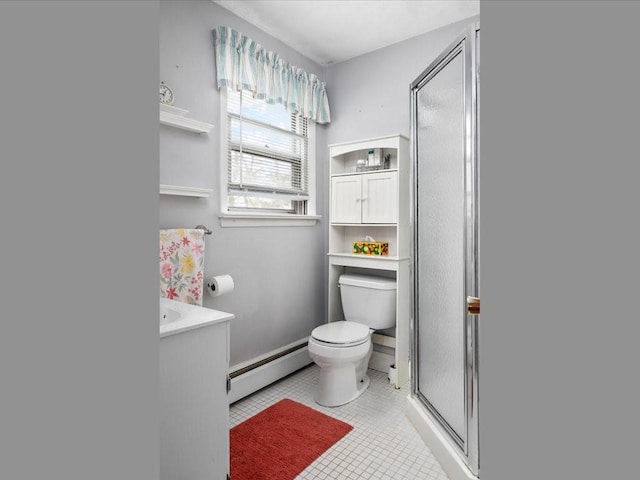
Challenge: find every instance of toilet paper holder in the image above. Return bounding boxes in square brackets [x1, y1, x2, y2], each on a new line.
[206, 274, 234, 297]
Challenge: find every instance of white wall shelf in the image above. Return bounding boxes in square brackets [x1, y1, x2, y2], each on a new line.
[327, 134, 410, 388]
[160, 184, 212, 198]
[159, 104, 214, 134]
[328, 252, 409, 271]
[160, 111, 214, 134]
[330, 168, 397, 178]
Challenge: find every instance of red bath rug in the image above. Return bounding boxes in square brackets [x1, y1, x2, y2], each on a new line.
[230, 398, 353, 480]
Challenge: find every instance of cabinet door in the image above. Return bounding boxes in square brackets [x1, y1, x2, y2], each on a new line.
[331, 175, 362, 223]
[160, 321, 230, 480]
[362, 171, 397, 223]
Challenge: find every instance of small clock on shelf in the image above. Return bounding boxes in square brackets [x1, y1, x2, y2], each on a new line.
[159, 82, 174, 105]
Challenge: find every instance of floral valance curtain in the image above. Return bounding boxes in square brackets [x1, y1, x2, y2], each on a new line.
[213, 26, 331, 124]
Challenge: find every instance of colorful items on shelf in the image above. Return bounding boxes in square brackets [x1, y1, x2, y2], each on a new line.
[353, 240, 389, 256]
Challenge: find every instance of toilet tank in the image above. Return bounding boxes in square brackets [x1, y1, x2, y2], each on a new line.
[338, 274, 396, 329]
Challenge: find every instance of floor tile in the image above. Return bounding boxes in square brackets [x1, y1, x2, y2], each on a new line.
[230, 364, 449, 479]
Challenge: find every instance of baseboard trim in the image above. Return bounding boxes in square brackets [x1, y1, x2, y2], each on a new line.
[228, 343, 312, 404]
[406, 395, 478, 480]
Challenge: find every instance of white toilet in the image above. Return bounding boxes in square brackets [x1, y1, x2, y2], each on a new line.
[308, 273, 396, 407]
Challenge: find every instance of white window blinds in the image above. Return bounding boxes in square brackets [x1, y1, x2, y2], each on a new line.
[227, 90, 309, 213]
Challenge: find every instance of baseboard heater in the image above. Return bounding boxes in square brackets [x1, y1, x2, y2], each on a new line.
[228, 338, 312, 404]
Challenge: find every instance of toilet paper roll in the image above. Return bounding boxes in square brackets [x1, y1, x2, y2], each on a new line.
[388, 364, 399, 388]
[206, 275, 234, 298]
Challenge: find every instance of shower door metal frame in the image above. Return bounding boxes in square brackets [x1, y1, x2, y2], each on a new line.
[410, 21, 480, 475]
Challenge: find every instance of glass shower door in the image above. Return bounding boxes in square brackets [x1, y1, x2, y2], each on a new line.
[411, 23, 479, 475]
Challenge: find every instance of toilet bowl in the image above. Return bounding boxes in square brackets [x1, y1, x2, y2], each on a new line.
[308, 274, 396, 407]
[308, 321, 373, 407]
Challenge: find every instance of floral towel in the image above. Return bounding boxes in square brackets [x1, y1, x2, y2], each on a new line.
[159, 228, 206, 305]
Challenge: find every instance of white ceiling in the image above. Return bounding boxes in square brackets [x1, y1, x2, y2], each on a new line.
[213, 0, 479, 65]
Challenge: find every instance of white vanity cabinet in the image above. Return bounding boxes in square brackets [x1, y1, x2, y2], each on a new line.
[327, 134, 410, 388]
[160, 301, 233, 480]
[331, 171, 398, 224]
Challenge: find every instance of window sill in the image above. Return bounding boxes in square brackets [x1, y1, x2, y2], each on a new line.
[218, 213, 322, 228]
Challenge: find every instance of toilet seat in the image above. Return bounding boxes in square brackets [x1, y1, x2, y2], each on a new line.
[311, 321, 371, 347]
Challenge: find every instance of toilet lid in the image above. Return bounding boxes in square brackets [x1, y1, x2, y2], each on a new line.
[311, 321, 370, 346]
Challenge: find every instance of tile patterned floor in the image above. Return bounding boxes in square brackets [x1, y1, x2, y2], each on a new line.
[230, 364, 449, 480]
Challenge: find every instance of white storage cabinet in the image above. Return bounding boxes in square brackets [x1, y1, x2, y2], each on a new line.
[331, 171, 398, 224]
[327, 134, 410, 388]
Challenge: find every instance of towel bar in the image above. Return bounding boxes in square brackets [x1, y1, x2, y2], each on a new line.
[195, 225, 212, 235]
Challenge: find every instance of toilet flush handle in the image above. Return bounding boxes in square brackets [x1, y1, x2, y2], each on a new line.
[467, 296, 480, 315]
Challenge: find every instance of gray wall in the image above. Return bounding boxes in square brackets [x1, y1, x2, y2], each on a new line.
[159, 0, 478, 368]
[159, 0, 328, 367]
[325, 15, 479, 146]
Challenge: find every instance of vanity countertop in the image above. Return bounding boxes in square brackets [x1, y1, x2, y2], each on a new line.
[160, 298, 234, 338]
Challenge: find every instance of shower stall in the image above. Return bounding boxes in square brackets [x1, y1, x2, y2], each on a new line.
[408, 22, 480, 479]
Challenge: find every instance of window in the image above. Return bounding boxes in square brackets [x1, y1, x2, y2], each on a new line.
[220, 89, 318, 225]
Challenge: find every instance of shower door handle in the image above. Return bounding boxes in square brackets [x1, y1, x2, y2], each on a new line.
[467, 296, 480, 315]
